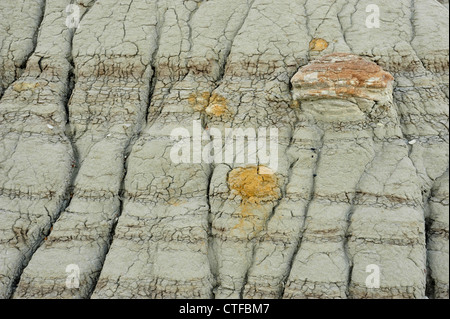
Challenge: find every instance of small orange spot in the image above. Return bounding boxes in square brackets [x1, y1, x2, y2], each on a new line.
[168, 198, 187, 206]
[205, 93, 229, 117]
[188, 92, 210, 112]
[13, 81, 40, 92]
[188, 92, 231, 118]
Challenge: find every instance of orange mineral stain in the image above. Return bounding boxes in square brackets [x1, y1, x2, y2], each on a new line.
[228, 166, 281, 236]
[188, 92, 210, 112]
[309, 38, 329, 52]
[205, 93, 229, 117]
[188, 92, 231, 118]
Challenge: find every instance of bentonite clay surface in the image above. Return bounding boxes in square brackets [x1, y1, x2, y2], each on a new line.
[0, 0, 448, 299]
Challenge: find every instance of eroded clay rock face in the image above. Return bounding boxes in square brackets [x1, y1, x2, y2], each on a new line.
[291, 53, 397, 125]
[291, 53, 394, 102]
[285, 53, 425, 299]
[0, 0, 448, 300]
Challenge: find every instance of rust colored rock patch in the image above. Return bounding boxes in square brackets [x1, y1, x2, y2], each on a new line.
[291, 53, 394, 101]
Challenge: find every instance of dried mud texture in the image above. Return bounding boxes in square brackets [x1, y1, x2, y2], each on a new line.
[0, 0, 448, 299]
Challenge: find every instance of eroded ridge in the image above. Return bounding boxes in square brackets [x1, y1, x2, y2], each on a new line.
[284, 53, 425, 299]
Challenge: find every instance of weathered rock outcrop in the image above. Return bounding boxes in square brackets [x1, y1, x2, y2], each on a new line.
[0, 0, 448, 299]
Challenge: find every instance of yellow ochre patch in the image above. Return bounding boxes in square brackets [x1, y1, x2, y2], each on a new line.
[205, 93, 228, 117]
[13, 82, 40, 92]
[228, 166, 281, 236]
[228, 166, 279, 204]
[188, 92, 231, 118]
[309, 38, 329, 52]
[188, 92, 210, 112]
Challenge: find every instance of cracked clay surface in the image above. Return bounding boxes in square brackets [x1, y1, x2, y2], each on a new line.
[0, 0, 448, 299]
